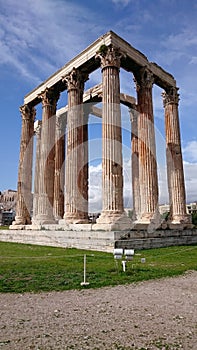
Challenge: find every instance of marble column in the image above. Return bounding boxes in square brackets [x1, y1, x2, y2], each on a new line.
[82, 111, 89, 213]
[53, 114, 66, 221]
[95, 45, 131, 229]
[134, 67, 160, 225]
[35, 87, 60, 224]
[162, 87, 191, 226]
[13, 104, 35, 225]
[32, 120, 42, 223]
[63, 68, 89, 223]
[129, 106, 140, 221]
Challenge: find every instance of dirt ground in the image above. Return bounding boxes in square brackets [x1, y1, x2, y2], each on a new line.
[0, 271, 197, 350]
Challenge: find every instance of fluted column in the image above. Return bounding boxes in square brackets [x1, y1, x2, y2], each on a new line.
[95, 45, 131, 228]
[13, 104, 35, 225]
[129, 106, 140, 221]
[82, 111, 89, 213]
[53, 114, 66, 221]
[63, 68, 89, 223]
[162, 87, 191, 226]
[35, 87, 60, 224]
[32, 120, 42, 223]
[134, 67, 160, 224]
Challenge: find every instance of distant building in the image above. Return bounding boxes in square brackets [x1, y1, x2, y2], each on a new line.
[159, 204, 170, 216]
[125, 203, 197, 218]
[159, 203, 197, 216]
[0, 189, 17, 211]
[0, 189, 17, 225]
[0, 210, 15, 226]
[186, 203, 197, 215]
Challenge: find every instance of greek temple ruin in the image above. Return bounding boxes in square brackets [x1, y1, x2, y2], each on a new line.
[11, 31, 192, 237]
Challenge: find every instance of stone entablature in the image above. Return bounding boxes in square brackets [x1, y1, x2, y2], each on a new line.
[24, 31, 175, 106]
[12, 31, 192, 231]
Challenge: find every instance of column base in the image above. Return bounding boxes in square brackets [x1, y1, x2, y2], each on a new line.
[9, 223, 26, 230]
[93, 211, 132, 231]
[11, 216, 26, 225]
[168, 214, 193, 229]
[132, 211, 162, 233]
[54, 216, 63, 223]
[11, 215, 31, 226]
[63, 213, 89, 224]
[33, 214, 56, 225]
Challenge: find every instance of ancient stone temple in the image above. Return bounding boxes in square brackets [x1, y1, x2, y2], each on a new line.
[11, 31, 192, 233]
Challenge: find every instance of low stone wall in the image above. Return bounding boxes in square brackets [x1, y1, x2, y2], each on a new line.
[0, 228, 197, 252]
[0, 229, 117, 252]
[115, 229, 197, 250]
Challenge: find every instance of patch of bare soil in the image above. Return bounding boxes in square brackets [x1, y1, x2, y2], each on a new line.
[0, 271, 197, 349]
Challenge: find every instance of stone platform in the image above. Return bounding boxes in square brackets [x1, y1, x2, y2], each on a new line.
[0, 227, 197, 252]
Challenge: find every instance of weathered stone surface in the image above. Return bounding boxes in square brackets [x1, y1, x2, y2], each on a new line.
[1, 228, 197, 252]
[13, 32, 191, 241]
[163, 87, 191, 227]
[53, 114, 66, 221]
[32, 120, 42, 223]
[63, 68, 89, 223]
[34, 88, 59, 224]
[12, 105, 35, 226]
[95, 45, 130, 229]
[134, 67, 160, 227]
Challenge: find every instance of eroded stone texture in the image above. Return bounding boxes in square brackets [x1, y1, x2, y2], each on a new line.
[130, 107, 140, 221]
[163, 87, 191, 227]
[63, 68, 89, 223]
[12, 32, 191, 233]
[13, 104, 35, 225]
[35, 88, 60, 224]
[95, 45, 131, 229]
[134, 68, 160, 227]
[53, 115, 66, 221]
[32, 120, 42, 223]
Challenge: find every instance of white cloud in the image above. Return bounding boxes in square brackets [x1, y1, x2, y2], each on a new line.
[0, 0, 104, 82]
[89, 163, 102, 212]
[154, 25, 197, 68]
[111, 0, 131, 6]
[183, 141, 197, 163]
[163, 29, 197, 51]
[189, 56, 197, 64]
[88, 158, 133, 212]
[184, 161, 197, 202]
[88, 158, 197, 211]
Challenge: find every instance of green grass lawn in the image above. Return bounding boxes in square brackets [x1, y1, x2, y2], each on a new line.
[0, 242, 197, 293]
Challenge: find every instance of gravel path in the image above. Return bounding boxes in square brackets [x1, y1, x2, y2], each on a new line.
[0, 271, 197, 350]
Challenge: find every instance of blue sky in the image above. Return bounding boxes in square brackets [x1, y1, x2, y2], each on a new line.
[0, 0, 197, 207]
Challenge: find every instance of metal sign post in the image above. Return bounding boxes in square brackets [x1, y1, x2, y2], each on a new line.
[81, 254, 89, 286]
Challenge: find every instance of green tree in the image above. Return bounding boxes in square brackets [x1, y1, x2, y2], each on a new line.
[192, 212, 197, 226]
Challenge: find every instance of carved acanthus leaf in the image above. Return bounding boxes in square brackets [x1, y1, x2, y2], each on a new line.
[134, 67, 154, 91]
[20, 104, 36, 121]
[96, 45, 122, 69]
[63, 68, 88, 92]
[162, 87, 179, 107]
[39, 87, 60, 108]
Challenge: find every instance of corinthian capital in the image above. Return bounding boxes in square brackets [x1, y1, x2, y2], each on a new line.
[134, 67, 154, 91]
[96, 44, 123, 69]
[162, 86, 179, 107]
[39, 87, 60, 108]
[20, 104, 36, 121]
[63, 68, 88, 93]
